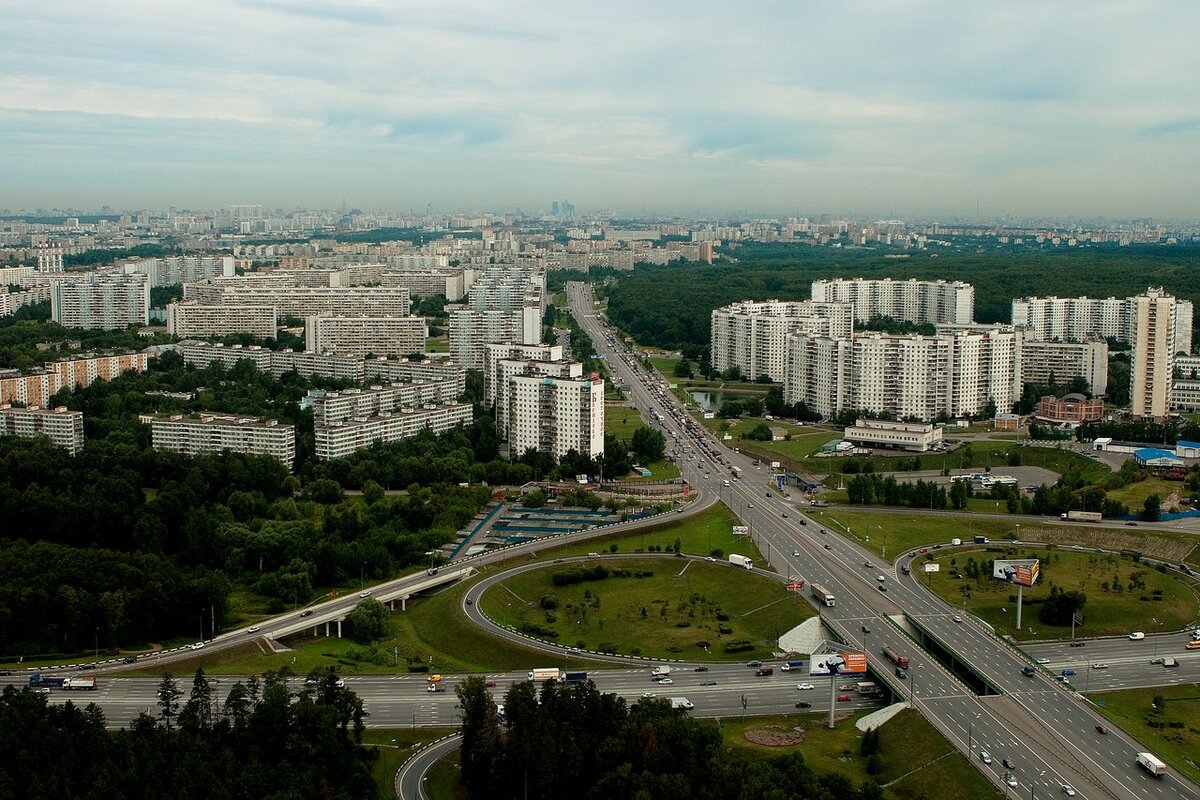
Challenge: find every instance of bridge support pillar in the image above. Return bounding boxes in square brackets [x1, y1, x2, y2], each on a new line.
[337, 618, 343, 638]
[324, 621, 330, 637]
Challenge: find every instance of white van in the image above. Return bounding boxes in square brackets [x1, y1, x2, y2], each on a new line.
[1128, 631, 1146, 640]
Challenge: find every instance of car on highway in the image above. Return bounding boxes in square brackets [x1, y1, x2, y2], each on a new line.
[122, 656, 137, 664]
[248, 626, 260, 633]
[1090, 663, 1108, 669]
[1150, 657, 1164, 664]
[300, 609, 313, 617]
[824, 544, 832, 550]
[466, 598, 473, 605]
[700, 680, 718, 686]
[1061, 669, 1075, 676]
[952, 615, 962, 623]
[485, 680, 496, 688]
[837, 694, 851, 702]
[795, 701, 812, 708]
[746, 660, 762, 667]
[1004, 774, 1018, 788]
[358, 591, 370, 598]
[1060, 784, 1076, 797]
[781, 512, 788, 518]
[1036, 658, 1050, 664]
[863, 561, 874, 568]
[1069, 641, 1085, 647]
[658, 678, 673, 685]
[792, 550, 801, 557]
[747, 503, 754, 509]
[796, 683, 815, 690]
[1094, 724, 1108, 734]
[979, 751, 992, 765]
[190, 641, 205, 650]
[694, 665, 709, 671]
[1128, 631, 1145, 640]
[641, 692, 656, 699]
[877, 584, 887, 592]
[1002, 757, 1015, 770]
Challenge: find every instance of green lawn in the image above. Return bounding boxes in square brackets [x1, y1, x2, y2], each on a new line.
[920, 546, 1199, 640]
[605, 405, 645, 440]
[545, 502, 761, 563]
[1105, 476, 1188, 511]
[425, 336, 449, 353]
[1088, 685, 1200, 784]
[423, 749, 467, 800]
[649, 355, 681, 376]
[624, 458, 681, 481]
[818, 508, 1200, 567]
[480, 556, 812, 660]
[363, 728, 456, 799]
[717, 708, 999, 799]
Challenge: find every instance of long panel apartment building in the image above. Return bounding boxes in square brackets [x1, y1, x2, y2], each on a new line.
[51, 272, 149, 330]
[0, 405, 85, 455]
[314, 404, 473, 460]
[303, 381, 461, 426]
[710, 300, 854, 382]
[121, 255, 235, 287]
[0, 351, 148, 406]
[304, 315, 427, 358]
[184, 280, 412, 319]
[1012, 287, 1192, 354]
[811, 278, 974, 325]
[784, 327, 1019, 422]
[167, 302, 279, 338]
[139, 412, 296, 466]
[1020, 339, 1108, 396]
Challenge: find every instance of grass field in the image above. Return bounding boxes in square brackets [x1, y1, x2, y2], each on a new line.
[363, 728, 455, 798]
[1105, 476, 1189, 511]
[479, 556, 812, 660]
[810, 442, 1111, 486]
[423, 749, 466, 800]
[1088, 685, 1200, 783]
[717, 708, 999, 799]
[920, 546, 1199, 640]
[605, 405, 646, 440]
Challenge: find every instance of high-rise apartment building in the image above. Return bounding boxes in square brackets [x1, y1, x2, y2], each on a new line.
[304, 315, 428, 358]
[1012, 289, 1192, 355]
[449, 308, 538, 370]
[167, 302, 279, 338]
[122, 255, 235, 287]
[313, 404, 473, 460]
[1020, 339, 1108, 396]
[710, 300, 854, 382]
[1130, 288, 1176, 420]
[508, 373, 604, 459]
[811, 278, 974, 325]
[51, 273, 149, 330]
[36, 242, 64, 274]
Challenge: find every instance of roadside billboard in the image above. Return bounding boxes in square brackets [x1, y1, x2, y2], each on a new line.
[923, 563, 940, 573]
[993, 558, 1040, 587]
[732, 525, 749, 536]
[810, 651, 868, 677]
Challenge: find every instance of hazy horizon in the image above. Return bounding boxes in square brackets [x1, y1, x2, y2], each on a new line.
[4, 1, 1199, 219]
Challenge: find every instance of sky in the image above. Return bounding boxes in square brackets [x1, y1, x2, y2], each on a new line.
[2, 1, 1199, 219]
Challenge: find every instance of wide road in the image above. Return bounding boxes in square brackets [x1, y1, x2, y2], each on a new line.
[567, 281, 1200, 800]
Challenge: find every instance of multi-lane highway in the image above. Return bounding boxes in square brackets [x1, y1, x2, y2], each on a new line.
[567, 281, 1200, 800]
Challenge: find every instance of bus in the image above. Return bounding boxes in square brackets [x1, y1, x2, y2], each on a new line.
[857, 682, 881, 696]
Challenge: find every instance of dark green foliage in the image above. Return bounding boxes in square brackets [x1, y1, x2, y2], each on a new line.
[0, 669, 375, 800]
[630, 425, 666, 463]
[344, 598, 390, 643]
[551, 565, 610, 586]
[1038, 586, 1087, 626]
[605, 245, 1200, 352]
[846, 474, 947, 509]
[456, 679, 888, 800]
[745, 422, 773, 441]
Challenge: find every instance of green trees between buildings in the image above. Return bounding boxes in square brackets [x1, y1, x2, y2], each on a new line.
[0, 669, 375, 799]
[629, 425, 666, 463]
[456, 676, 886, 800]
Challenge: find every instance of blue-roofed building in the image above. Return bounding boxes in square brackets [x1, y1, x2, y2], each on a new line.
[1175, 440, 1200, 459]
[1133, 447, 1183, 468]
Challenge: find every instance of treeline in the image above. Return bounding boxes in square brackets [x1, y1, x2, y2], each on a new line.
[0, 670, 378, 800]
[0, 314, 170, 372]
[456, 677, 889, 800]
[604, 245, 1200, 352]
[62, 242, 178, 268]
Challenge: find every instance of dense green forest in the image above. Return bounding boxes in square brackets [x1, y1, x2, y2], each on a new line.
[0, 670, 378, 799]
[0, 306, 176, 371]
[456, 676, 891, 800]
[604, 244, 1200, 352]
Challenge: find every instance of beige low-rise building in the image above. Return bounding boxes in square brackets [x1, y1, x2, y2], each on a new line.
[843, 418, 943, 452]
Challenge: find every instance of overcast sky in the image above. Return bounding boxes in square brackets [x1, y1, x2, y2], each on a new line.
[3, 1, 1199, 219]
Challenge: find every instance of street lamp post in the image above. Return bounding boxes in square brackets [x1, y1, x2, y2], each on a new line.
[967, 712, 981, 753]
[1031, 769, 1046, 800]
[861, 625, 871, 652]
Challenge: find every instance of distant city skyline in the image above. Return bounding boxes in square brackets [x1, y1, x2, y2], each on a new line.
[3, 2, 1200, 219]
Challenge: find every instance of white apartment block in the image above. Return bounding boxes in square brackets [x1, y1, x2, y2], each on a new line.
[0, 266, 35, 285]
[364, 358, 465, 395]
[1012, 288, 1192, 354]
[139, 412, 296, 466]
[493, 359, 583, 439]
[0, 405, 85, 455]
[466, 264, 545, 315]
[176, 341, 272, 372]
[167, 302, 279, 338]
[121, 255, 235, 287]
[1130, 288, 1176, 420]
[51, 272, 149, 330]
[508, 374, 604, 459]
[811, 278, 974, 325]
[184, 281, 411, 319]
[304, 381, 461, 425]
[0, 285, 48, 316]
[268, 350, 364, 381]
[380, 270, 466, 301]
[710, 300, 854, 382]
[784, 328, 1020, 422]
[482, 343, 564, 407]
[36, 242, 64, 273]
[305, 315, 427, 358]
[1020, 339, 1109, 396]
[314, 403, 473, 460]
[449, 308, 539, 370]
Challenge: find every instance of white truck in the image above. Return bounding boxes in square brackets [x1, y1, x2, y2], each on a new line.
[670, 697, 694, 710]
[528, 668, 563, 683]
[810, 582, 835, 607]
[1061, 510, 1102, 522]
[651, 666, 672, 677]
[1136, 752, 1167, 777]
[728, 553, 753, 570]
